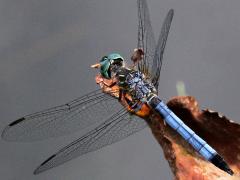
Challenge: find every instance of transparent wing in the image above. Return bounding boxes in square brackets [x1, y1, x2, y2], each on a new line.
[137, 0, 174, 90]
[34, 109, 147, 174]
[151, 9, 174, 89]
[2, 89, 123, 142]
[137, 0, 156, 77]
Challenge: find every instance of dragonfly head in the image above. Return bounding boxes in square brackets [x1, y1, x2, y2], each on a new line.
[91, 53, 125, 79]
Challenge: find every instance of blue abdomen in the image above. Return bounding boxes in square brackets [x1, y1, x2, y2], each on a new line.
[155, 101, 217, 160]
[146, 96, 233, 175]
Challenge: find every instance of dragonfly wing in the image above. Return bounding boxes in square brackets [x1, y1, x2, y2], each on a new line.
[151, 9, 174, 89]
[2, 89, 122, 142]
[137, 0, 156, 77]
[34, 109, 147, 174]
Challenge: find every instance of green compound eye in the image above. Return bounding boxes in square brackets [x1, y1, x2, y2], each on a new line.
[100, 56, 108, 62]
[100, 59, 111, 79]
[107, 53, 124, 61]
[99, 53, 125, 79]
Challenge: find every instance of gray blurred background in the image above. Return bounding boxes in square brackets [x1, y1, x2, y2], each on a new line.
[0, 0, 240, 179]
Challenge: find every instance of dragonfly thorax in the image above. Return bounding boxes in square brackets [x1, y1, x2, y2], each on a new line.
[115, 67, 157, 103]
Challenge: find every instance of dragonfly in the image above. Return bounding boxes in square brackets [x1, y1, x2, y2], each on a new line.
[1, 0, 233, 176]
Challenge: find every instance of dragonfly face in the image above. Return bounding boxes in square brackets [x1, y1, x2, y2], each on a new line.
[97, 53, 125, 79]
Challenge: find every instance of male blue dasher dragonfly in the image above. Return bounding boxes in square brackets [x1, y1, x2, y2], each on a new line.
[1, 0, 233, 176]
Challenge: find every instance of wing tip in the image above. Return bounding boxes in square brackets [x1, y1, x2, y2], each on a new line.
[1, 125, 11, 141]
[1, 117, 26, 141]
[9, 117, 25, 127]
[33, 168, 40, 175]
[168, 9, 174, 17]
[33, 154, 56, 175]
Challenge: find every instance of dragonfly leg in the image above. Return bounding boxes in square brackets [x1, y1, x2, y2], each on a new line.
[124, 96, 143, 112]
